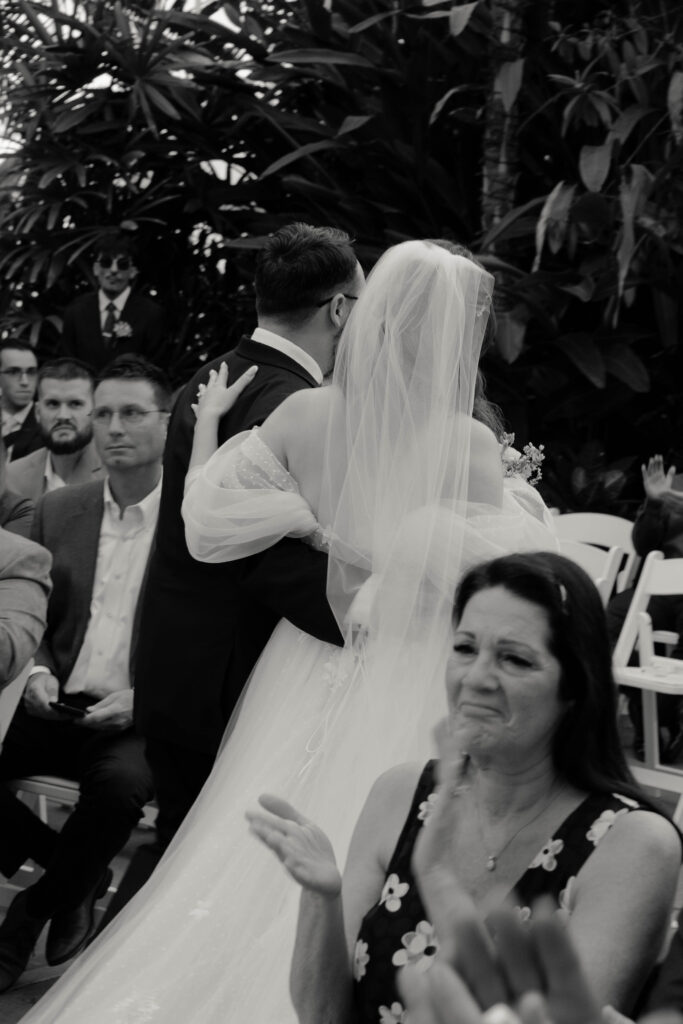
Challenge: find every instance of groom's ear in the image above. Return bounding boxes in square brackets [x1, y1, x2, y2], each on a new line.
[327, 292, 346, 329]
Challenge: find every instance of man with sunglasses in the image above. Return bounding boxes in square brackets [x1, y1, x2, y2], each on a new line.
[61, 236, 163, 372]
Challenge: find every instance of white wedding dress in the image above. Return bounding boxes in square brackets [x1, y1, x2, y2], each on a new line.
[21, 426, 557, 1024]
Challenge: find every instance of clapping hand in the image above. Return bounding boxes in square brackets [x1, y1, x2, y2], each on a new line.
[641, 456, 683, 504]
[246, 794, 342, 898]
[191, 362, 258, 420]
[398, 902, 603, 1024]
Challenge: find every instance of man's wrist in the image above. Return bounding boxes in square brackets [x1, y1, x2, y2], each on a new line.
[27, 665, 51, 679]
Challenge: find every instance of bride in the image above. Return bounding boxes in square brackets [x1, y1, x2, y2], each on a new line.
[22, 241, 556, 1023]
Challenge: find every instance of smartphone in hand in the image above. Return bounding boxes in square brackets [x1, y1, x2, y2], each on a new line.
[49, 701, 88, 719]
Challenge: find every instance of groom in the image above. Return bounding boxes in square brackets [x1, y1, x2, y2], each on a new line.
[133, 223, 365, 856]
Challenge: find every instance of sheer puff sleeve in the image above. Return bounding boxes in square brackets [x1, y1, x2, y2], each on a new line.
[182, 428, 320, 563]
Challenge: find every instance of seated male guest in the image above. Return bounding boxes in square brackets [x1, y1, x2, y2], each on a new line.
[6, 358, 102, 503]
[0, 526, 51, 687]
[61, 236, 163, 372]
[0, 355, 170, 991]
[0, 341, 41, 462]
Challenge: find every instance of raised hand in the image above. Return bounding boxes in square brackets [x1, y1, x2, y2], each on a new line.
[246, 794, 342, 898]
[641, 455, 679, 502]
[191, 361, 258, 420]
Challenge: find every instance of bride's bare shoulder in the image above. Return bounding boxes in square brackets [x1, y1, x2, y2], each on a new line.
[258, 386, 339, 464]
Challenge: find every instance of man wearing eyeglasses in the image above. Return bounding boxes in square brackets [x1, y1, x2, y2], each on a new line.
[61, 236, 163, 372]
[0, 355, 168, 991]
[0, 342, 42, 462]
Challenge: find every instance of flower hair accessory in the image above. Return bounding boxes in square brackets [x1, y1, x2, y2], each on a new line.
[500, 432, 545, 487]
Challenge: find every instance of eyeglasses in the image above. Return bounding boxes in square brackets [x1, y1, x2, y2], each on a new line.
[93, 406, 168, 426]
[314, 293, 359, 307]
[96, 256, 133, 271]
[0, 367, 38, 379]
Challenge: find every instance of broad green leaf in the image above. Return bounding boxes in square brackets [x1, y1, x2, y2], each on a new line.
[605, 343, 649, 392]
[532, 181, 575, 271]
[449, 2, 479, 37]
[578, 142, 612, 192]
[479, 197, 544, 250]
[53, 105, 94, 134]
[260, 141, 340, 179]
[667, 70, 683, 144]
[337, 115, 374, 137]
[556, 333, 606, 388]
[616, 164, 653, 300]
[266, 48, 375, 68]
[494, 59, 524, 113]
[495, 311, 527, 364]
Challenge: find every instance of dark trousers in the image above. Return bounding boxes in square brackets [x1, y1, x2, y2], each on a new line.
[606, 589, 683, 735]
[0, 703, 154, 919]
[144, 736, 215, 850]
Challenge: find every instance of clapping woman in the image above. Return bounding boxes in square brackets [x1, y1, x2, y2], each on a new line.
[249, 552, 680, 1023]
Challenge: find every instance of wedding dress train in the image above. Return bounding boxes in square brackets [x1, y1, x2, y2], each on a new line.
[22, 428, 557, 1024]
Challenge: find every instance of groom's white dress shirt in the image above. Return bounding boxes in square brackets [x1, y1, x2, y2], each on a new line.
[251, 327, 323, 386]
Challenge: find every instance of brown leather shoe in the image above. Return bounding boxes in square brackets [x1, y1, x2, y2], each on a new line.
[0, 889, 48, 992]
[45, 868, 113, 966]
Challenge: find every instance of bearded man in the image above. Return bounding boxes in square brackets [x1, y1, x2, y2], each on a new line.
[6, 359, 102, 502]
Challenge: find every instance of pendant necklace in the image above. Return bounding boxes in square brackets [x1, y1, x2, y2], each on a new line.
[475, 782, 566, 872]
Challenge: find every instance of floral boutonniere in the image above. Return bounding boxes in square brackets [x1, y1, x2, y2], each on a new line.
[113, 320, 133, 339]
[501, 432, 545, 486]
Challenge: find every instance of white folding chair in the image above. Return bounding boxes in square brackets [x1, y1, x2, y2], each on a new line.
[558, 539, 623, 608]
[612, 551, 683, 825]
[555, 512, 639, 593]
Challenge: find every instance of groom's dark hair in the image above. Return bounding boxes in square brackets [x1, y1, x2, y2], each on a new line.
[254, 223, 357, 324]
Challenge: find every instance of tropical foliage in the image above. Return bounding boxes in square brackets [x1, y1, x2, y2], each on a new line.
[0, 0, 681, 509]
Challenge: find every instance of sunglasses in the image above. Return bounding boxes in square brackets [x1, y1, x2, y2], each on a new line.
[96, 256, 133, 271]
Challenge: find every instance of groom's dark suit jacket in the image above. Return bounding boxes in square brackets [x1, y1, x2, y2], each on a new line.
[134, 336, 343, 757]
[61, 291, 163, 371]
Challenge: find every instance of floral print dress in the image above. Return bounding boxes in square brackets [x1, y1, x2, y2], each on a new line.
[352, 760, 641, 1024]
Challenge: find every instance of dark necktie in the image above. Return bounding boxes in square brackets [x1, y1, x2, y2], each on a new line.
[102, 302, 117, 342]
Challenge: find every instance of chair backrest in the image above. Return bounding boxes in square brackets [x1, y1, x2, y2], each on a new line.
[613, 551, 683, 667]
[557, 539, 623, 607]
[0, 659, 32, 747]
[555, 512, 639, 591]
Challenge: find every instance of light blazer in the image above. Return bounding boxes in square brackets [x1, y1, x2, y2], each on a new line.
[30, 481, 148, 687]
[61, 291, 164, 372]
[6, 441, 103, 504]
[0, 528, 51, 686]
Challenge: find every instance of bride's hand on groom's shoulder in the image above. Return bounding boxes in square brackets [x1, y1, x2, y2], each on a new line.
[191, 362, 258, 420]
[246, 794, 342, 898]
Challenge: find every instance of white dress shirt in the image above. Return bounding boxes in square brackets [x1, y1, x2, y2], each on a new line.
[43, 453, 67, 494]
[64, 476, 162, 698]
[251, 327, 323, 386]
[98, 287, 131, 331]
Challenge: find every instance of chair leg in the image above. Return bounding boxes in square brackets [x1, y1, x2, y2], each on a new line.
[642, 690, 661, 767]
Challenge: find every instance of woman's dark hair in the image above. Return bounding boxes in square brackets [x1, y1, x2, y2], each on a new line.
[453, 551, 660, 811]
[426, 239, 504, 440]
